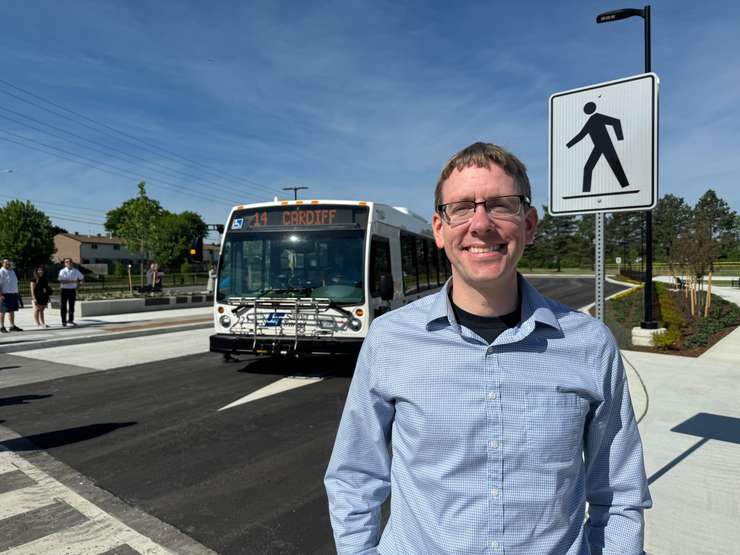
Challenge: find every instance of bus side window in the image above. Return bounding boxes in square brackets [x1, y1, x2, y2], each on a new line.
[401, 232, 418, 294]
[430, 242, 440, 287]
[370, 236, 391, 297]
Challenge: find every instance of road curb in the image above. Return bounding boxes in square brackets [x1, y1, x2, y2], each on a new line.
[0, 322, 212, 354]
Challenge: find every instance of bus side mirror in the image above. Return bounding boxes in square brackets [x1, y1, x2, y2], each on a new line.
[380, 273, 394, 301]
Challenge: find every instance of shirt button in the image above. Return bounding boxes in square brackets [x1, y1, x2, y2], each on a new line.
[491, 487, 499, 497]
[491, 540, 500, 550]
[487, 391, 497, 401]
[487, 346, 494, 354]
[489, 440, 498, 449]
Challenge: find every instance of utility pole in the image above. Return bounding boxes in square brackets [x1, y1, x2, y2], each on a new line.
[597, 5, 657, 329]
[282, 186, 308, 200]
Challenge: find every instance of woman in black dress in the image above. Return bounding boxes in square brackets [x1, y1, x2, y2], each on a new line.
[30, 265, 52, 328]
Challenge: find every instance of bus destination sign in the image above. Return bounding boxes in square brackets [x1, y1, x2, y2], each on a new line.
[230, 205, 367, 230]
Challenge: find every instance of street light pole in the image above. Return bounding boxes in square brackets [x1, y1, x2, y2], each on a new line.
[597, 5, 657, 329]
[282, 186, 308, 200]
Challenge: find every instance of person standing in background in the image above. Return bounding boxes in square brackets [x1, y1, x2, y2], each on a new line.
[30, 265, 52, 329]
[207, 264, 217, 294]
[57, 258, 84, 327]
[0, 258, 23, 332]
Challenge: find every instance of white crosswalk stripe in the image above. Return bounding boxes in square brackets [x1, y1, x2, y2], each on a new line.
[0, 484, 57, 521]
[0, 449, 172, 554]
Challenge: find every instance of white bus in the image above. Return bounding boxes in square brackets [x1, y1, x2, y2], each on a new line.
[209, 199, 451, 356]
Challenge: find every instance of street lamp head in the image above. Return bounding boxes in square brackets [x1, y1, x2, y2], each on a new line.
[596, 8, 645, 23]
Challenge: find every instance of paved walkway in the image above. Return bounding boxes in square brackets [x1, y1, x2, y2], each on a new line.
[619, 281, 740, 555]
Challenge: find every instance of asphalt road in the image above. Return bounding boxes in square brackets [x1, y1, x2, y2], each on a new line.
[0, 277, 629, 554]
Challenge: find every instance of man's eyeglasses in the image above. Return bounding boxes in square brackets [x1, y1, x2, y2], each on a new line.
[437, 195, 530, 226]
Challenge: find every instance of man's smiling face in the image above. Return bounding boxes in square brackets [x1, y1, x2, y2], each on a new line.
[432, 164, 537, 299]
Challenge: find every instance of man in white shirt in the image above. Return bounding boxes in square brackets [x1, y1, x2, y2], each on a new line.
[0, 258, 23, 332]
[57, 258, 84, 327]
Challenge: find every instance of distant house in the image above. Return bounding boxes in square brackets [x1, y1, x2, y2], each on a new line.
[54, 233, 146, 274]
[54, 233, 221, 274]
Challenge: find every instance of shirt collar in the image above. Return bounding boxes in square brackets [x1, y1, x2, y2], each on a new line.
[425, 273, 562, 336]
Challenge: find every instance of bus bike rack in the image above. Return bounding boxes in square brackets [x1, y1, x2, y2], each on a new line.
[235, 297, 337, 352]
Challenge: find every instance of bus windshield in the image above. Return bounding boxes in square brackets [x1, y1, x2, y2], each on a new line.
[217, 229, 365, 304]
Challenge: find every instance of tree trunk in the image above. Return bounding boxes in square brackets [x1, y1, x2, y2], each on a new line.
[704, 271, 712, 318]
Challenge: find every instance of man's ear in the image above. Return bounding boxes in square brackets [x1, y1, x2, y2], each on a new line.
[432, 212, 445, 249]
[524, 206, 538, 246]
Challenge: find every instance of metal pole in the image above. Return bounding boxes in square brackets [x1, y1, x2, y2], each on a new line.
[283, 186, 308, 200]
[595, 213, 605, 321]
[641, 5, 657, 329]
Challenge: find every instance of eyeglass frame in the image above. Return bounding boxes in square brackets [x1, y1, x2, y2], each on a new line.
[436, 194, 531, 225]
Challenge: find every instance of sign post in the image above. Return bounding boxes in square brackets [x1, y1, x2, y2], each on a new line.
[549, 72, 659, 321]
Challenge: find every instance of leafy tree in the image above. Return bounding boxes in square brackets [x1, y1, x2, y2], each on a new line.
[114, 182, 163, 284]
[653, 194, 692, 261]
[606, 211, 643, 271]
[528, 207, 577, 271]
[150, 211, 207, 270]
[693, 190, 737, 259]
[570, 214, 595, 269]
[0, 200, 55, 276]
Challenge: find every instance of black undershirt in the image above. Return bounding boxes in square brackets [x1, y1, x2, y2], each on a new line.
[449, 291, 522, 344]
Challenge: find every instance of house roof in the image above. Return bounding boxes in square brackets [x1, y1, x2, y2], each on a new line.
[56, 233, 123, 245]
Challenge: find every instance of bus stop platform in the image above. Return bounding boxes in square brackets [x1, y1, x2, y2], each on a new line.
[0, 305, 212, 353]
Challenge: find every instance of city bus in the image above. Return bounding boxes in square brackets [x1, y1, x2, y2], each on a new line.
[209, 199, 451, 356]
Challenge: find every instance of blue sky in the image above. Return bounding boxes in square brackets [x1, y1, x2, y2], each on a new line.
[0, 0, 738, 240]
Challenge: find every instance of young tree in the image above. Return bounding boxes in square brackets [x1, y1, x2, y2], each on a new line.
[0, 200, 55, 276]
[114, 182, 163, 284]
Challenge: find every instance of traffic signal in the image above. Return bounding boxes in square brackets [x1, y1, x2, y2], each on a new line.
[188, 235, 203, 262]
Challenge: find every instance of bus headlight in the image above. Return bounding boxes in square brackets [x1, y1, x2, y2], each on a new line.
[349, 318, 362, 332]
[219, 314, 232, 327]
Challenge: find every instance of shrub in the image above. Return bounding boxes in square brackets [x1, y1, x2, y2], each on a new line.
[113, 262, 127, 277]
[180, 261, 192, 274]
[652, 328, 680, 350]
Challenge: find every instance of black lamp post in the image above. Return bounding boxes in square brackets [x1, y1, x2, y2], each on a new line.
[597, 5, 657, 329]
[283, 186, 309, 200]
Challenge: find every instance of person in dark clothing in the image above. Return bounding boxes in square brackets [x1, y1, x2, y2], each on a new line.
[30, 265, 52, 328]
[57, 258, 84, 326]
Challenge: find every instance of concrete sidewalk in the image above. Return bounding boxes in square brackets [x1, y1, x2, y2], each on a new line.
[0, 305, 213, 353]
[621, 284, 740, 555]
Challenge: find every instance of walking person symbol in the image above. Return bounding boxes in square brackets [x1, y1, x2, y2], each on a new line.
[566, 102, 630, 193]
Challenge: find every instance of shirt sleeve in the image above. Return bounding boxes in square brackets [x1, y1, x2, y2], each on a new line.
[324, 326, 394, 554]
[584, 327, 653, 555]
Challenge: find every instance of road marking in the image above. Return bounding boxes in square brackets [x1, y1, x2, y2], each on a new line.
[218, 376, 325, 411]
[0, 484, 57, 520]
[0, 448, 172, 554]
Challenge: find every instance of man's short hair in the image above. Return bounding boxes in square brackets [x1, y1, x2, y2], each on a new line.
[63, 257, 72, 263]
[434, 142, 532, 210]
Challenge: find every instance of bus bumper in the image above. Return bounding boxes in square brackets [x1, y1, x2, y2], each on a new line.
[209, 333, 363, 355]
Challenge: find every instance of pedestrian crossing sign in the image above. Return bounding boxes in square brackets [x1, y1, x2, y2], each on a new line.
[549, 73, 658, 215]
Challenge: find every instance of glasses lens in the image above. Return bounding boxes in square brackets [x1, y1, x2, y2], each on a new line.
[487, 196, 521, 215]
[446, 202, 475, 222]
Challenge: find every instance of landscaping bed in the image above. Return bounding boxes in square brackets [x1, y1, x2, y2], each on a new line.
[595, 282, 740, 357]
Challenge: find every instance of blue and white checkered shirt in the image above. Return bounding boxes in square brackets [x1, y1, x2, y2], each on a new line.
[325, 276, 651, 554]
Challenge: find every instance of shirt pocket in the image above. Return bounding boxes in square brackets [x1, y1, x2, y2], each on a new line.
[525, 390, 588, 463]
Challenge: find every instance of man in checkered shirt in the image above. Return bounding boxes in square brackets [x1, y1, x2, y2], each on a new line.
[325, 142, 651, 555]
